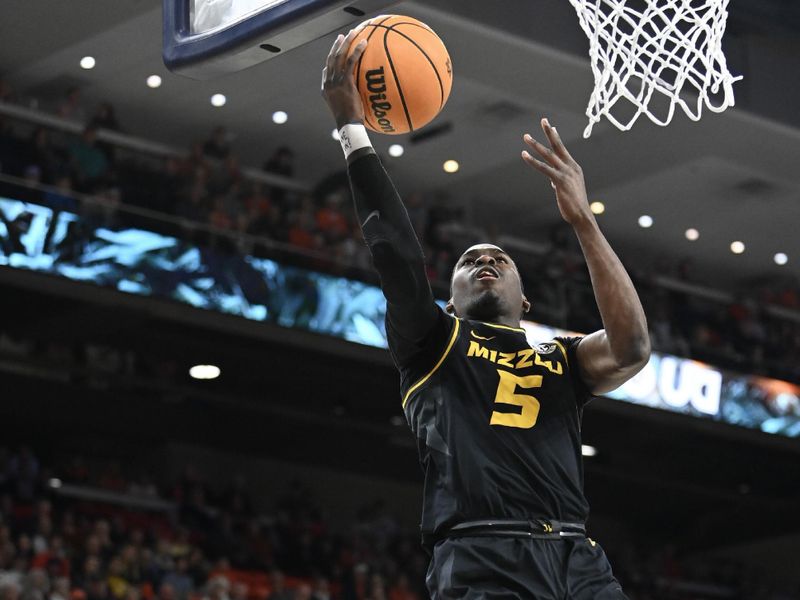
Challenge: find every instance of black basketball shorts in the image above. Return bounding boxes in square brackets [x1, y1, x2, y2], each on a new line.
[426, 535, 628, 599]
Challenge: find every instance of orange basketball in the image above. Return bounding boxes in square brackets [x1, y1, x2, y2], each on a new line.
[347, 15, 453, 135]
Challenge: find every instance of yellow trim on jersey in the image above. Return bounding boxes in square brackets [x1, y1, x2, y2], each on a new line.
[480, 321, 526, 333]
[552, 339, 570, 367]
[470, 330, 495, 341]
[402, 318, 461, 409]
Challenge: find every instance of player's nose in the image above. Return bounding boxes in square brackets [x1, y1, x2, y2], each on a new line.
[475, 255, 496, 266]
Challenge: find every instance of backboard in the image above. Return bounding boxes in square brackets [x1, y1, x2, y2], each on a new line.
[163, 0, 396, 79]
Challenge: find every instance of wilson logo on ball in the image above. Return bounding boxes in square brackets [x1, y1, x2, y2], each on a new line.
[349, 14, 452, 135]
[365, 67, 395, 133]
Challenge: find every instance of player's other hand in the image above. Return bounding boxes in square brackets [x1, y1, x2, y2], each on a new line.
[521, 119, 593, 227]
[321, 27, 368, 129]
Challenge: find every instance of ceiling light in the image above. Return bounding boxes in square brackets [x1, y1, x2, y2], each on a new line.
[774, 252, 788, 265]
[581, 445, 597, 457]
[80, 56, 96, 70]
[389, 144, 404, 158]
[638, 215, 653, 228]
[272, 110, 288, 124]
[146, 75, 162, 89]
[443, 159, 459, 173]
[685, 228, 699, 241]
[589, 201, 605, 215]
[331, 128, 340, 141]
[189, 364, 221, 380]
[49, 478, 62, 489]
[210, 94, 226, 107]
[730, 241, 745, 254]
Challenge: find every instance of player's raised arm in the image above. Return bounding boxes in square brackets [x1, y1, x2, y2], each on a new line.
[521, 118, 650, 394]
[321, 29, 438, 349]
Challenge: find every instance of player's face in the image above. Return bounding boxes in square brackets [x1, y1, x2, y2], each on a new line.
[447, 244, 529, 322]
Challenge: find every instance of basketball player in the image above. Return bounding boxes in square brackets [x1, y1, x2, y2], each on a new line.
[322, 28, 650, 599]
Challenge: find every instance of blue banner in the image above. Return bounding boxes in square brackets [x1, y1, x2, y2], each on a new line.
[1, 197, 798, 438]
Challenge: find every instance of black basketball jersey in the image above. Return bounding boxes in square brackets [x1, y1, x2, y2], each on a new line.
[388, 306, 593, 538]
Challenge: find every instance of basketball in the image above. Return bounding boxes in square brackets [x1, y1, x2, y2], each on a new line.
[346, 15, 453, 135]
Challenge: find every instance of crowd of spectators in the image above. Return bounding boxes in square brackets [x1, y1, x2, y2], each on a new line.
[0, 444, 429, 600]
[1, 445, 796, 600]
[1, 83, 800, 383]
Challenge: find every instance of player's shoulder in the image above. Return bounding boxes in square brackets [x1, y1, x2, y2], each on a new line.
[540, 336, 584, 368]
[533, 340, 560, 355]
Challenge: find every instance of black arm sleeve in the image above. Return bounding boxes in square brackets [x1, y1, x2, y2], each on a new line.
[346, 149, 444, 366]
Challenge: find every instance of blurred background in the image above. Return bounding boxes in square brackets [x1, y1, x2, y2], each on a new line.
[1, 1, 799, 599]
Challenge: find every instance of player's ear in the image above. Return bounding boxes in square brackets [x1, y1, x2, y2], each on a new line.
[522, 296, 531, 315]
[446, 299, 456, 316]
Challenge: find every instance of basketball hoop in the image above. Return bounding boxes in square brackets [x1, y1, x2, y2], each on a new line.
[569, 0, 743, 137]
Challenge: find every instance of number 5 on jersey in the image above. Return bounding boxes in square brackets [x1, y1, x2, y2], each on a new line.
[489, 370, 542, 429]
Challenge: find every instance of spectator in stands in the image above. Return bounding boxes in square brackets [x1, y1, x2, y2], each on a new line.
[649, 299, 689, 358]
[17, 166, 44, 204]
[263, 147, 294, 207]
[403, 193, 426, 239]
[186, 549, 208, 594]
[85, 575, 110, 600]
[155, 583, 174, 600]
[176, 179, 208, 224]
[43, 177, 77, 213]
[286, 209, 320, 252]
[0, 582, 21, 600]
[309, 578, 329, 600]
[209, 196, 234, 230]
[266, 570, 291, 600]
[0, 79, 16, 104]
[68, 127, 109, 194]
[263, 147, 293, 180]
[160, 558, 192, 600]
[26, 128, 64, 184]
[48, 577, 69, 600]
[56, 88, 86, 123]
[106, 557, 129, 600]
[22, 568, 50, 600]
[0, 532, 24, 587]
[89, 103, 121, 162]
[314, 193, 349, 245]
[241, 185, 271, 220]
[228, 582, 247, 600]
[203, 128, 231, 161]
[202, 576, 229, 600]
[293, 584, 311, 600]
[31, 537, 68, 581]
[7, 448, 39, 503]
[245, 203, 284, 243]
[221, 476, 252, 519]
[90, 104, 120, 132]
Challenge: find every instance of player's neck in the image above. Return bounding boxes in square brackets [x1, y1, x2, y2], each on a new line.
[464, 312, 521, 330]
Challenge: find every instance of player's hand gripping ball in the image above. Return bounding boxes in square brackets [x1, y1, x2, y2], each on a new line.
[346, 15, 453, 135]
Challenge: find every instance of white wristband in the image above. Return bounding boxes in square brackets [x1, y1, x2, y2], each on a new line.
[339, 123, 372, 159]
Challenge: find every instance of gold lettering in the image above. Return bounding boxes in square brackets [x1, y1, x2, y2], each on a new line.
[467, 341, 489, 359]
[535, 353, 563, 375]
[515, 348, 534, 369]
[497, 352, 515, 368]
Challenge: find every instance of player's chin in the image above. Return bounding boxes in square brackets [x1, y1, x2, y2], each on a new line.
[468, 287, 501, 308]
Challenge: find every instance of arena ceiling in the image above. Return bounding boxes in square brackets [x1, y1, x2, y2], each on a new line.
[2, 0, 800, 289]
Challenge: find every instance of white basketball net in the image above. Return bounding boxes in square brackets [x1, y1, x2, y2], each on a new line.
[570, 0, 742, 137]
